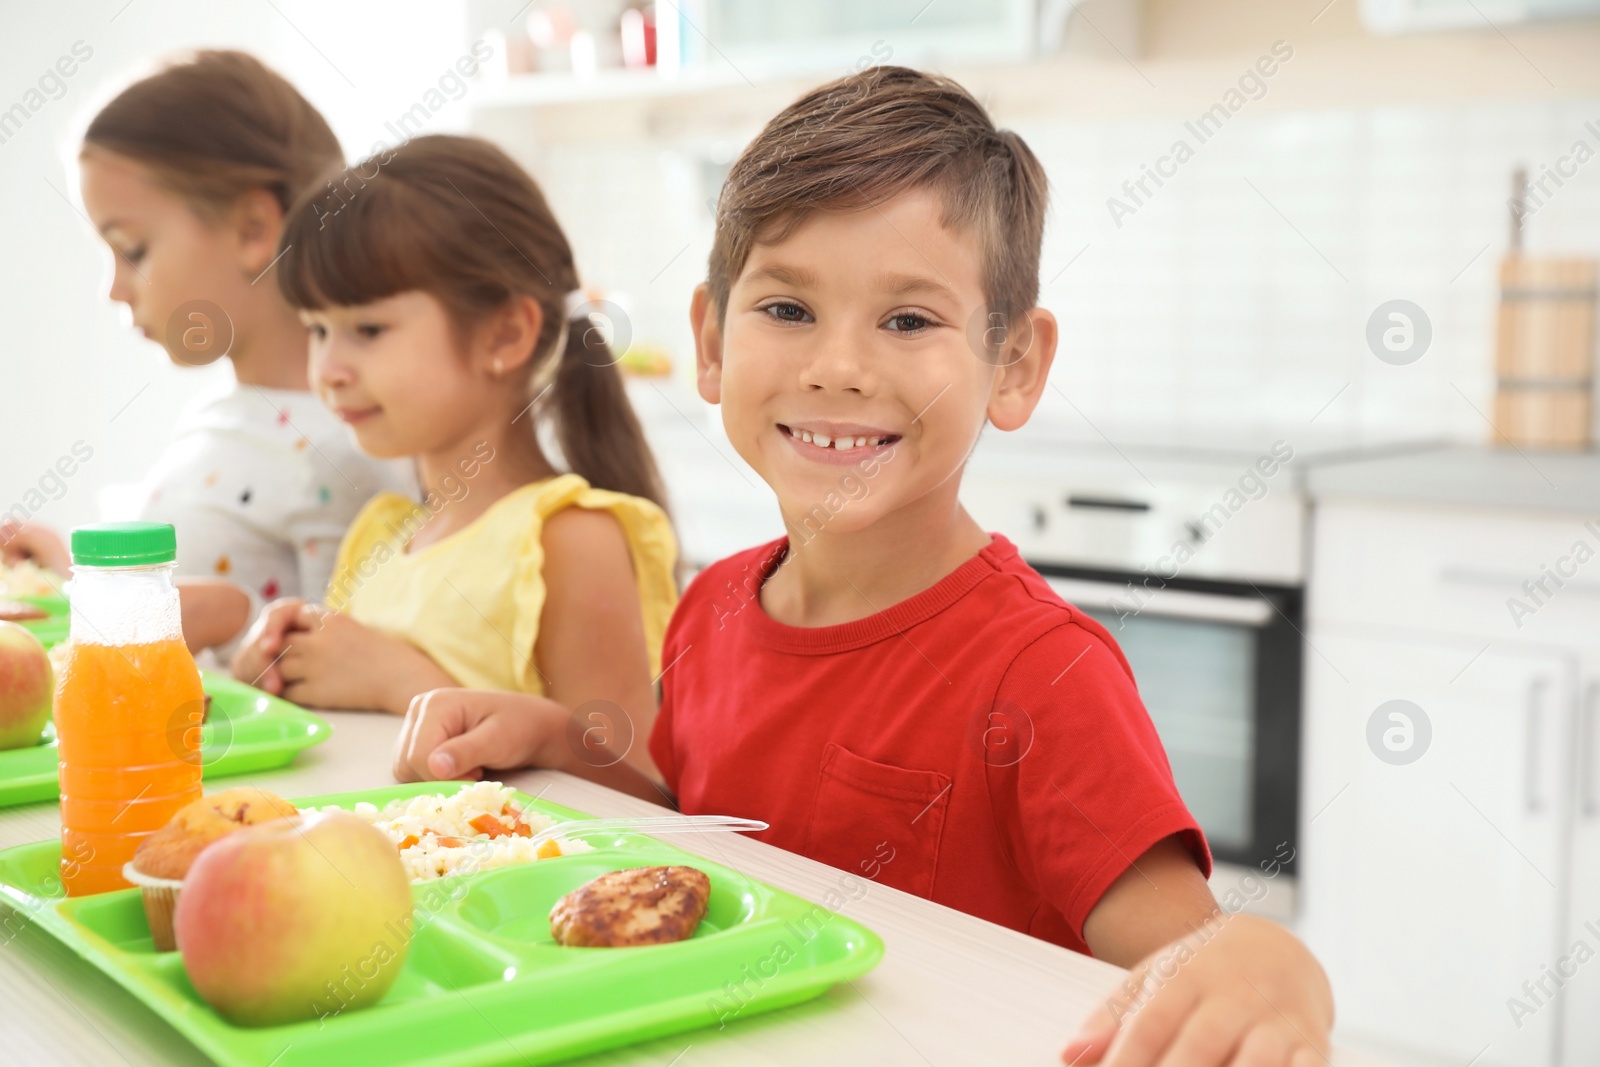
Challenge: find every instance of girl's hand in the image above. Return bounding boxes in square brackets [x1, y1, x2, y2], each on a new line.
[229, 598, 307, 693]
[393, 688, 567, 782]
[0, 521, 71, 574]
[274, 603, 456, 713]
[1065, 912, 1333, 1067]
[174, 579, 252, 653]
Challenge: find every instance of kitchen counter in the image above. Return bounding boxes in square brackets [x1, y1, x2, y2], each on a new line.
[1305, 445, 1600, 515]
[0, 710, 1389, 1067]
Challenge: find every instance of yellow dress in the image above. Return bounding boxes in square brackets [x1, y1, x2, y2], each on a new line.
[325, 475, 677, 694]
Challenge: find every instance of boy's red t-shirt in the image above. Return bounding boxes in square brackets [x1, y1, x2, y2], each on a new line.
[648, 535, 1211, 954]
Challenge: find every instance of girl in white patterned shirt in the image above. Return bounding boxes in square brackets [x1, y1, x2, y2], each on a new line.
[0, 51, 410, 655]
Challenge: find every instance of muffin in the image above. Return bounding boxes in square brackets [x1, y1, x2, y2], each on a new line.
[123, 788, 298, 950]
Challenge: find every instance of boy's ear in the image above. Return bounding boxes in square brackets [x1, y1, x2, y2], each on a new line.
[986, 306, 1057, 432]
[689, 283, 724, 404]
[229, 188, 286, 277]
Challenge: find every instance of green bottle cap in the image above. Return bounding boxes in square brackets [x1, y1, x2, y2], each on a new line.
[70, 522, 178, 567]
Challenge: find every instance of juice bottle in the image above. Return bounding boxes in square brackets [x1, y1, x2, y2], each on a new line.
[55, 523, 203, 896]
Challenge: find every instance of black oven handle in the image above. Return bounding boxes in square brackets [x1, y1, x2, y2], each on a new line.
[1066, 495, 1152, 512]
[1043, 576, 1275, 628]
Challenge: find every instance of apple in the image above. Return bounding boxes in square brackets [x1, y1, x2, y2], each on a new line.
[0, 621, 51, 750]
[175, 810, 414, 1027]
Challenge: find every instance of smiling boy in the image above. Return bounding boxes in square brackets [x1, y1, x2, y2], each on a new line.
[395, 67, 1332, 1064]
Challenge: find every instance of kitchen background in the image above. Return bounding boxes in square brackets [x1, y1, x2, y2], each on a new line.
[3, 1, 1599, 1064]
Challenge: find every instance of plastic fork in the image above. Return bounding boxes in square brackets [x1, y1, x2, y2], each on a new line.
[526, 815, 768, 851]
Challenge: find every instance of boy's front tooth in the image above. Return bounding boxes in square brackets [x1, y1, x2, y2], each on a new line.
[835, 438, 853, 450]
[813, 434, 831, 448]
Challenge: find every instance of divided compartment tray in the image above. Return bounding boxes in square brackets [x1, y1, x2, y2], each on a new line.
[0, 780, 885, 1066]
[0, 670, 332, 808]
[14, 593, 69, 649]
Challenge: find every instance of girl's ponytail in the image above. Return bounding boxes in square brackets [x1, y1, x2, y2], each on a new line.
[548, 316, 668, 514]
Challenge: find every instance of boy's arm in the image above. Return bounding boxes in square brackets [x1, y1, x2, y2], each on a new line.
[533, 506, 664, 783]
[1067, 835, 1332, 1066]
[391, 508, 682, 803]
[391, 688, 672, 805]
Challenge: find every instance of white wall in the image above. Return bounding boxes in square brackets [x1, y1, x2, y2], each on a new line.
[5, 0, 1599, 549]
[475, 18, 1600, 455]
[1016, 97, 1600, 442]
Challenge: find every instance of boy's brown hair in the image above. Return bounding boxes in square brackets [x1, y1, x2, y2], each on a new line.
[708, 66, 1048, 324]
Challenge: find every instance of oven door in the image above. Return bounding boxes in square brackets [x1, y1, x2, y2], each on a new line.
[1036, 567, 1302, 877]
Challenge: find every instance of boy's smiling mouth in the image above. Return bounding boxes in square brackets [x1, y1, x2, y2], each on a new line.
[778, 421, 900, 464]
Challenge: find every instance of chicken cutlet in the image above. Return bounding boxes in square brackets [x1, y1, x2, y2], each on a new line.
[549, 865, 711, 947]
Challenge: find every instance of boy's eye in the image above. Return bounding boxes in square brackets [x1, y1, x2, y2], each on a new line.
[305, 323, 328, 340]
[759, 301, 812, 325]
[120, 244, 146, 265]
[355, 323, 386, 340]
[883, 311, 934, 334]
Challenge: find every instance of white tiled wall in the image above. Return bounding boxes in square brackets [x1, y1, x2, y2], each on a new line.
[1018, 100, 1600, 442]
[513, 97, 1600, 448]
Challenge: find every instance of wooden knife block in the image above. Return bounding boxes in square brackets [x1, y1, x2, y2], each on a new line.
[1493, 256, 1597, 449]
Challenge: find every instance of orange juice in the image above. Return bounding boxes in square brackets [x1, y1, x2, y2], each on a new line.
[56, 522, 203, 896]
[56, 639, 203, 895]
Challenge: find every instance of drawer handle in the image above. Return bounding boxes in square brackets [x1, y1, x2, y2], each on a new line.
[1439, 567, 1600, 597]
[1525, 679, 1545, 814]
[1584, 682, 1600, 819]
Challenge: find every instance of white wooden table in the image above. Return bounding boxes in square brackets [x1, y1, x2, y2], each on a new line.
[0, 710, 1382, 1066]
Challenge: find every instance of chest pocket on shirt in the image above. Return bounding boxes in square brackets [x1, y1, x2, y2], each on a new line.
[801, 742, 952, 899]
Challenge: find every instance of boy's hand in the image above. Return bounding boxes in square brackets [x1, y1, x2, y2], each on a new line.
[1065, 913, 1332, 1067]
[0, 521, 71, 575]
[229, 597, 308, 693]
[274, 603, 454, 714]
[393, 689, 567, 782]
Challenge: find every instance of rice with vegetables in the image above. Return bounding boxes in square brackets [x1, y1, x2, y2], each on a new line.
[304, 781, 589, 882]
[0, 560, 64, 598]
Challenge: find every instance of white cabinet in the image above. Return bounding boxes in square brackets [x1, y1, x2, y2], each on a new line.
[1562, 667, 1600, 1066]
[1309, 500, 1600, 650]
[1305, 496, 1600, 1066]
[1302, 630, 1572, 1065]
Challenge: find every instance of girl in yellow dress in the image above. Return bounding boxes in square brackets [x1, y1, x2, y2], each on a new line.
[231, 136, 676, 769]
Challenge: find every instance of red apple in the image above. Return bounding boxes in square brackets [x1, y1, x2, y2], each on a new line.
[0, 621, 51, 750]
[175, 810, 414, 1027]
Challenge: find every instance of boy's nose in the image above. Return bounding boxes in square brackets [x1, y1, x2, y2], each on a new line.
[799, 336, 872, 395]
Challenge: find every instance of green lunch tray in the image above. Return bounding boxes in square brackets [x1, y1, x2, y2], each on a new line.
[13, 594, 68, 649]
[0, 670, 332, 807]
[0, 780, 885, 1067]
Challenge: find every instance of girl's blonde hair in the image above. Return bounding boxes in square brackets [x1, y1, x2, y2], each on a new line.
[277, 134, 667, 514]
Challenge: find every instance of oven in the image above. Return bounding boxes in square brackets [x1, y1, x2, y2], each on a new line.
[959, 442, 1315, 898]
[1034, 566, 1302, 876]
